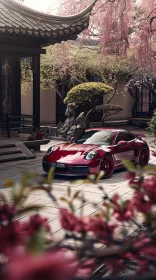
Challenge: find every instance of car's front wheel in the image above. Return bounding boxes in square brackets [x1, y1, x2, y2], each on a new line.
[138, 146, 149, 166]
[100, 155, 114, 178]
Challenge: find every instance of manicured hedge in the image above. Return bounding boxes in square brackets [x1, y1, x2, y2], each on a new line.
[64, 82, 113, 105]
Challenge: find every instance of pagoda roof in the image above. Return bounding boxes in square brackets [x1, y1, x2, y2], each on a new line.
[0, 0, 96, 45]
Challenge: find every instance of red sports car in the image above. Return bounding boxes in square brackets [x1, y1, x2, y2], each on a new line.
[42, 128, 150, 178]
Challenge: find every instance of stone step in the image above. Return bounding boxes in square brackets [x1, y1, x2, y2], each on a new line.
[0, 147, 21, 156]
[0, 153, 26, 163]
[0, 143, 16, 149]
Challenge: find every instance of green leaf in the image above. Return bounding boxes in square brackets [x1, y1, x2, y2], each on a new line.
[60, 197, 69, 203]
[0, 192, 7, 202]
[29, 186, 46, 193]
[72, 190, 81, 200]
[69, 201, 74, 212]
[143, 164, 156, 173]
[70, 179, 86, 185]
[3, 179, 15, 188]
[47, 167, 55, 185]
[27, 228, 46, 255]
[12, 183, 25, 206]
[88, 174, 96, 182]
[122, 160, 136, 172]
[96, 171, 104, 182]
[21, 173, 37, 188]
[122, 200, 129, 208]
[17, 205, 43, 217]
[67, 186, 71, 197]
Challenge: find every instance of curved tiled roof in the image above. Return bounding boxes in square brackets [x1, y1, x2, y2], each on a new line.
[0, 0, 96, 43]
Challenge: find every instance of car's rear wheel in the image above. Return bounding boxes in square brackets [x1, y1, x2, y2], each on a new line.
[139, 146, 149, 166]
[100, 155, 114, 178]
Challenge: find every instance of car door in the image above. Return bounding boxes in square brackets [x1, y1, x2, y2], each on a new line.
[113, 132, 136, 166]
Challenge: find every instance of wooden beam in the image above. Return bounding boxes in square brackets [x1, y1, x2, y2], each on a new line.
[0, 45, 46, 54]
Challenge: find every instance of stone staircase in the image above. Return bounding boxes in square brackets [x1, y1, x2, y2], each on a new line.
[0, 143, 35, 163]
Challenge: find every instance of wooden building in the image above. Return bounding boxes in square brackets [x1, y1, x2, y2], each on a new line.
[0, 0, 96, 128]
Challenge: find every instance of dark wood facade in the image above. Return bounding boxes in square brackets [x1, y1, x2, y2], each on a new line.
[0, 0, 96, 128]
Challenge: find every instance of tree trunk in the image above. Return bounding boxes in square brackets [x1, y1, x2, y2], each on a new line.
[101, 113, 107, 127]
[86, 108, 94, 128]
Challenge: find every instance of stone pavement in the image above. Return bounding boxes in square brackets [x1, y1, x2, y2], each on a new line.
[0, 131, 156, 241]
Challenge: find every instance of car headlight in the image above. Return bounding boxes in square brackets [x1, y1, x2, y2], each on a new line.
[85, 150, 97, 160]
[46, 146, 55, 155]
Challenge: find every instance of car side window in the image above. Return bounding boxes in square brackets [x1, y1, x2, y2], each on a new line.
[115, 132, 127, 144]
[115, 132, 135, 144]
[126, 133, 135, 141]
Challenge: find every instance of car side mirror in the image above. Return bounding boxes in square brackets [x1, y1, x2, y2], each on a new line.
[117, 140, 127, 146]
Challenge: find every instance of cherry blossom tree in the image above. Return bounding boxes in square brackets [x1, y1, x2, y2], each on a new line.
[56, 0, 156, 76]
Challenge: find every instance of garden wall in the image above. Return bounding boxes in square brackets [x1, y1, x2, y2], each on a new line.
[21, 82, 134, 125]
[104, 82, 134, 119]
[21, 84, 56, 125]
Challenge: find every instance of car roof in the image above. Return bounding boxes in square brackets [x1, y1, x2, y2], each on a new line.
[86, 128, 126, 132]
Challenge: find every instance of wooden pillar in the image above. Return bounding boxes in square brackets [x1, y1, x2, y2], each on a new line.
[33, 55, 40, 128]
[11, 61, 21, 116]
[0, 62, 2, 121]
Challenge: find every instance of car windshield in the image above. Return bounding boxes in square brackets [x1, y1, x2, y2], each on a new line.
[74, 130, 114, 145]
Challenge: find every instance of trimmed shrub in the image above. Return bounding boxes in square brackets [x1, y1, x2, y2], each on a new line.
[64, 82, 113, 106]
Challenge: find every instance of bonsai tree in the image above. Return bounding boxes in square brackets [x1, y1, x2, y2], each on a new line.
[64, 82, 113, 124]
[95, 104, 123, 126]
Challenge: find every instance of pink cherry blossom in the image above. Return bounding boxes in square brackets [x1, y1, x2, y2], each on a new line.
[131, 191, 152, 214]
[22, 213, 51, 236]
[87, 217, 117, 245]
[0, 221, 25, 255]
[75, 259, 97, 278]
[59, 208, 89, 233]
[141, 178, 156, 203]
[5, 250, 78, 280]
[111, 194, 134, 221]
[0, 203, 17, 223]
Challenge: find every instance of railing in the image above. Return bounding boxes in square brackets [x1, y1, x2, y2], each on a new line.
[6, 114, 35, 138]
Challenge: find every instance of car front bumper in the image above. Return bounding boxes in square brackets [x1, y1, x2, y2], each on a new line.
[42, 160, 98, 176]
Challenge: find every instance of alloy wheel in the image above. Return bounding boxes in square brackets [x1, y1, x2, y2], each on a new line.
[100, 155, 114, 178]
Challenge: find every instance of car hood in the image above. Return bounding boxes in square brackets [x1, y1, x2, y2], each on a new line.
[44, 143, 109, 162]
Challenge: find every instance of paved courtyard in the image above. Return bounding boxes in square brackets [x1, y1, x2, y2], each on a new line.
[0, 131, 156, 241]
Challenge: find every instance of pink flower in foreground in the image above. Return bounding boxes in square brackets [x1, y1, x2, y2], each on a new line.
[59, 208, 89, 233]
[0, 221, 25, 255]
[0, 203, 17, 223]
[76, 259, 97, 278]
[141, 245, 156, 258]
[59, 208, 79, 231]
[104, 258, 125, 274]
[111, 194, 134, 221]
[125, 172, 136, 180]
[131, 191, 152, 214]
[133, 235, 151, 249]
[141, 177, 156, 203]
[123, 252, 149, 274]
[5, 250, 78, 280]
[22, 213, 51, 236]
[87, 217, 116, 245]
